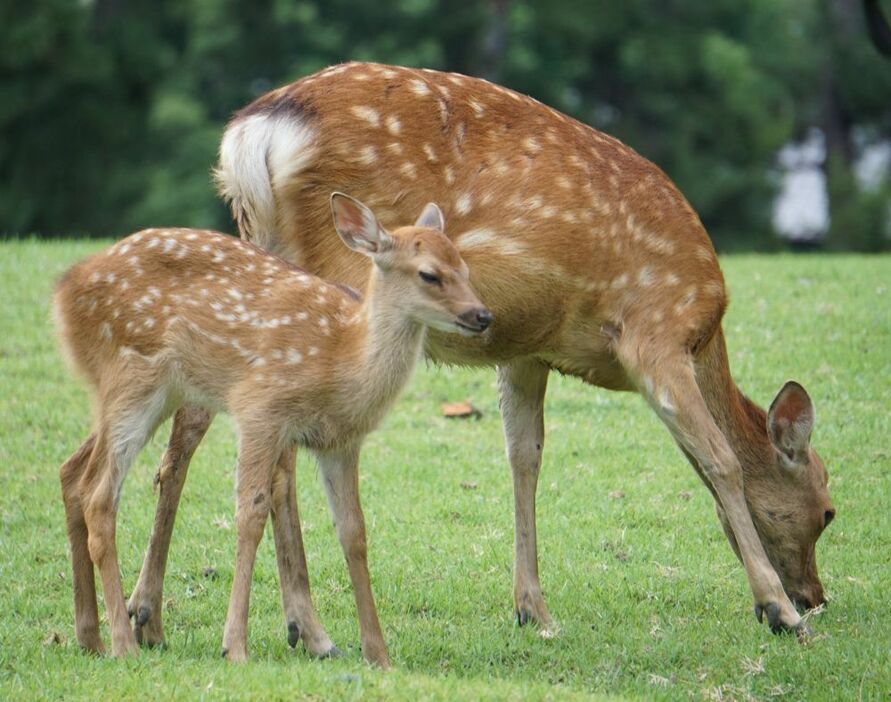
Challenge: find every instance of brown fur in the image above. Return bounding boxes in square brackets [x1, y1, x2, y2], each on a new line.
[137, 62, 832, 646]
[54, 201, 488, 665]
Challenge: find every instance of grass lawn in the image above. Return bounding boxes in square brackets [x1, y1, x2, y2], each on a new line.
[0, 239, 889, 700]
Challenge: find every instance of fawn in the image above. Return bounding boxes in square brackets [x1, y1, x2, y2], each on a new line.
[54, 193, 491, 666]
[133, 62, 834, 646]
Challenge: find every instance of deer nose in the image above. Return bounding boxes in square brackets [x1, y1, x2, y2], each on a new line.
[459, 308, 493, 332]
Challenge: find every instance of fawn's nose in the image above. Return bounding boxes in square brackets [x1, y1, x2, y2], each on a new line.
[459, 307, 493, 332]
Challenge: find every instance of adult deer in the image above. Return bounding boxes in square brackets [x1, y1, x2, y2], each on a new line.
[130, 62, 834, 651]
[55, 195, 489, 665]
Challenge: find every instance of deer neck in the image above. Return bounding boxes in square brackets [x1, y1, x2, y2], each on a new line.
[695, 328, 773, 477]
[345, 271, 426, 417]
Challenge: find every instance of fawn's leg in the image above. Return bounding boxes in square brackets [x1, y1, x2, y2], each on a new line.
[221, 432, 278, 663]
[60, 434, 104, 653]
[270, 445, 338, 657]
[316, 444, 390, 668]
[81, 430, 139, 657]
[129, 406, 213, 647]
[619, 344, 806, 635]
[497, 360, 557, 633]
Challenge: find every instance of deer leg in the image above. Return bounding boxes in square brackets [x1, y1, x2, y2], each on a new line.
[129, 406, 213, 647]
[270, 445, 338, 658]
[497, 360, 557, 633]
[81, 430, 139, 657]
[316, 445, 390, 668]
[624, 349, 806, 636]
[221, 433, 278, 663]
[60, 434, 104, 654]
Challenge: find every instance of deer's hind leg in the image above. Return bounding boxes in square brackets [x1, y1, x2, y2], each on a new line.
[614, 333, 804, 635]
[129, 406, 213, 647]
[60, 434, 103, 653]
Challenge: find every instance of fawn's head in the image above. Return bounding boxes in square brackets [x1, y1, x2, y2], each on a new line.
[720, 382, 835, 611]
[331, 193, 492, 335]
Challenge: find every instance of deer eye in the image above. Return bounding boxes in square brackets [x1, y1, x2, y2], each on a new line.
[418, 270, 441, 285]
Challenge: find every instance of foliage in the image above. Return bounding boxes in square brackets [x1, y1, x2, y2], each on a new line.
[1, 1, 890, 249]
[1, 240, 890, 698]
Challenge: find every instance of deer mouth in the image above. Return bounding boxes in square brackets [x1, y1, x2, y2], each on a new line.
[455, 320, 488, 335]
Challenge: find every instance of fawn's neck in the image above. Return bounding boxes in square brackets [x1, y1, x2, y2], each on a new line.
[341, 271, 426, 419]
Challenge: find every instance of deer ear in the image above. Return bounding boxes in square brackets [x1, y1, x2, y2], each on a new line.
[330, 192, 392, 255]
[767, 381, 815, 468]
[414, 202, 444, 232]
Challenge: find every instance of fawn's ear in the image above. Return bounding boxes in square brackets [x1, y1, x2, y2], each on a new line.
[414, 202, 444, 232]
[330, 192, 392, 255]
[767, 381, 815, 468]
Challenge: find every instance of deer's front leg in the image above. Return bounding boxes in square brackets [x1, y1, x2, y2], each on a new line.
[129, 406, 212, 647]
[628, 354, 806, 637]
[316, 445, 390, 668]
[497, 360, 558, 635]
[270, 445, 338, 658]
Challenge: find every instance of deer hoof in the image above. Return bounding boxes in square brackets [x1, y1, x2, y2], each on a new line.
[755, 602, 810, 637]
[287, 621, 301, 648]
[319, 645, 342, 659]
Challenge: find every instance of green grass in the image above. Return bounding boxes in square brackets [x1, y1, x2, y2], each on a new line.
[1, 240, 889, 700]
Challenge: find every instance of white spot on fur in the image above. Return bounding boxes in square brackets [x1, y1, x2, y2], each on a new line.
[523, 137, 541, 154]
[458, 228, 496, 248]
[387, 142, 404, 156]
[308, 346, 319, 356]
[637, 266, 655, 287]
[385, 115, 401, 135]
[469, 98, 485, 118]
[100, 322, 112, 340]
[409, 79, 430, 96]
[444, 165, 455, 184]
[286, 349, 303, 365]
[351, 105, 380, 127]
[422, 143, 437, 162]
[611, 273, 629, 290]
[400, 162, 417, 179]
[455, 193, 472, 215]
[358, 145, 378, 165]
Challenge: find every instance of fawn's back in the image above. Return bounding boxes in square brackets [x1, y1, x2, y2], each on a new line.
[54, 228, 361, 419]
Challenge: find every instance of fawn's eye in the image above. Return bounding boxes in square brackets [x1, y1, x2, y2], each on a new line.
[418, 270, 441, 285]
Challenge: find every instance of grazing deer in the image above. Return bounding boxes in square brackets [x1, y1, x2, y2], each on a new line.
[131, 62, 835, 649]
[55, 194, 490, 666]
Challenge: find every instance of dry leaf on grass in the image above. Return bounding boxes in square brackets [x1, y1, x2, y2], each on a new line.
[441, 401, 482, 419]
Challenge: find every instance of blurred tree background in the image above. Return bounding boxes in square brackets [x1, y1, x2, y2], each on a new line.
[2, 0, 889, 250]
